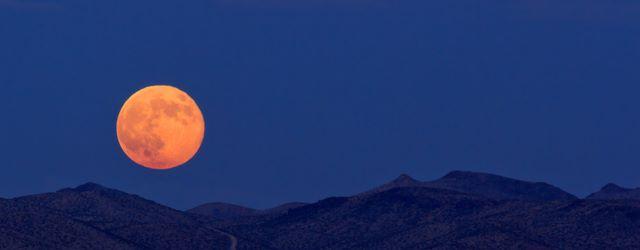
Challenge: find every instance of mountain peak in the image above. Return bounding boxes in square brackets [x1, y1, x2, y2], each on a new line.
[72, 182, 108, 192]
[586, 183, 639, 200]
[600, 183, 629, 192]
[391, 174, 418, 185]
[357, 174, 423, 196]
[442, 170, 467, 178]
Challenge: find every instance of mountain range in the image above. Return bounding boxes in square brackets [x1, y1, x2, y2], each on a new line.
[2, 171, 640, 249]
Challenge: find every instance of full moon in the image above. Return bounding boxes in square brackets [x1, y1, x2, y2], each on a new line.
[116, 85, 205, 170]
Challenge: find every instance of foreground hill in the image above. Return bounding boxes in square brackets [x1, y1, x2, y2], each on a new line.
[0, 198, 135, 249]
[10, 183, 233, 249]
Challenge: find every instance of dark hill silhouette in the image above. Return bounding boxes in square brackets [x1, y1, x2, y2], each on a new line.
[360, 173, 421, 195]
[221, 187, 499, 249]
[361, 171, 577, 201]
[587, 183, 640, 200]
[426, 171, 577, 200]
[3, 171, 640, 249]
[11, 183, 233, 249]
[221, 186, 640, 249]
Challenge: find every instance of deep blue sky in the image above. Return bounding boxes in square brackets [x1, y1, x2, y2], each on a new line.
[1, 0, 640, 209]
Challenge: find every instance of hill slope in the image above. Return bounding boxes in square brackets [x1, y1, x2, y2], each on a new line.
[12, 183, 232, 249]
[0, 198, 136, 249]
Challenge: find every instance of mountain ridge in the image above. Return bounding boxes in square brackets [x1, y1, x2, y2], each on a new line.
[3, 171, 640, 249]
[587, 183, 640, 200]
[219, 185, 640, 249]
[190, 170, 577, 221]
[359, 170, 577, 201]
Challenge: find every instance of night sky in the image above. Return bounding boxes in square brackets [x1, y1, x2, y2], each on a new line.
[2, 0, 640, 210]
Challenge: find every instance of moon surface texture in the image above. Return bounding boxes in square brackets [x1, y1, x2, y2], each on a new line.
[117, 85, 205, 170]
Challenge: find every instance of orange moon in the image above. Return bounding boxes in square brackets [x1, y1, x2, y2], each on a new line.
[116, 85, 205, 170]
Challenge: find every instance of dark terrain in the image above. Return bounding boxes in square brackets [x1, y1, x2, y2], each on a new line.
[4, 183, 233, 249]
[359, 171, 577, 200]
[189, 201, 307, 220]
[2, 171, 640, 249]
[586, 183, 640, 200]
